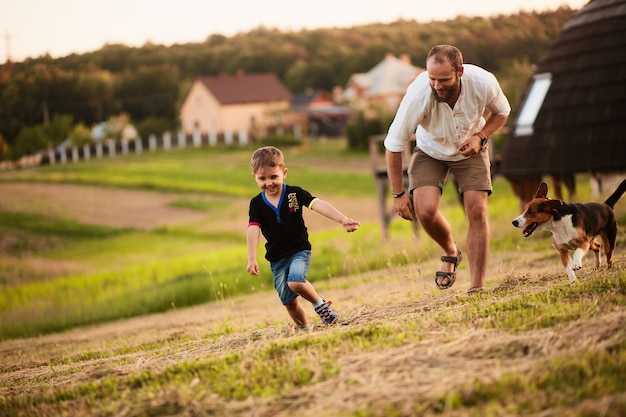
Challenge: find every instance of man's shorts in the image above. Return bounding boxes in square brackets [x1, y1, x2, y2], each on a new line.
[408, 147, 492, 196]
[270, 250, 311, 305]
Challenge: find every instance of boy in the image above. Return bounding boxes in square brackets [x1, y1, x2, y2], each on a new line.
[246, 146, 360, 331]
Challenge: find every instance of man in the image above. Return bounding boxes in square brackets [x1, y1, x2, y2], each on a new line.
[384, 44, 510, 295]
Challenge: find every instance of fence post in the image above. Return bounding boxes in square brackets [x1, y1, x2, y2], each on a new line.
[239, 128, 248, 146]
[163, 132, 171, 151]
[193, 129, 201, 147]
[149, 134, 157, 152]
[83, 144, 91, 161]
[178, 131, 186, 149]
[209, 130, 217, 147]
[107, 140, 115, 158]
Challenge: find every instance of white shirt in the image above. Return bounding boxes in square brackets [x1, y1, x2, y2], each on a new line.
[384, 64, 511, 161]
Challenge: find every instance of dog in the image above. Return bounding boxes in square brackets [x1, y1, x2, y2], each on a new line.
[512, 179, 626, 282]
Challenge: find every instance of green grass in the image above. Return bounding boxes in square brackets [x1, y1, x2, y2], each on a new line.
[0, 141, 619, 340]
[0, 142, 412, 339]
[0, 142, 377, 198]
[2, 140, 626, 417]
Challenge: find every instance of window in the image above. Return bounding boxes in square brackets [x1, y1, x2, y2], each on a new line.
[514, 72, 552, 136]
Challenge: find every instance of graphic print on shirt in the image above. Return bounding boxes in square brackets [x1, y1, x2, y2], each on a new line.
[288, 193, 300, 213]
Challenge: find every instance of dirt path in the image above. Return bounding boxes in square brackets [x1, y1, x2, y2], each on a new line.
[0, 183, 212, 229]
[0, 183, 382, 232]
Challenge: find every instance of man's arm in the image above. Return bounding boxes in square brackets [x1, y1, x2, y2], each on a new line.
[459, 113, 509, 157]
[479, 113, 508, 138]
[385, 149, 414, 221]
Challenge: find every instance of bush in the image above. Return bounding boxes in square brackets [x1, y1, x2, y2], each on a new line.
[11, 126, 48, 160]
[346, 110, 394, 151]
[258, 133, 302, 148]
[136, 116, 175, 138]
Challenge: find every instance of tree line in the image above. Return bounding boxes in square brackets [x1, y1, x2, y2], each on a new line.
[0, 7, 576, 161]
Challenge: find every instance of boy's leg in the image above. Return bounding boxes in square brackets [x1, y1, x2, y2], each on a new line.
[286, 250, 338, 324]
[285, 298, 309, 328]
[288, 280, 321, 304]
[272, 257, 309, 329]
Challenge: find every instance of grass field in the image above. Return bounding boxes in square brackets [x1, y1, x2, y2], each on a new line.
[1, 140, 625, 416]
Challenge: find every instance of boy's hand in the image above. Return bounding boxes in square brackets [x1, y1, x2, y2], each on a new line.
[342, 217, 360, 232]
[247, 261, 259, 275]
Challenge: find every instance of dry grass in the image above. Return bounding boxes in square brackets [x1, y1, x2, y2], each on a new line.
[2, 250, 626, 416]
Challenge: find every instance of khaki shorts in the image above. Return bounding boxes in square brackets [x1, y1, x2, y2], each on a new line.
[408, 147, 492, 196]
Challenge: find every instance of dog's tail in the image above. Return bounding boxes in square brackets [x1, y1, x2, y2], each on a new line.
[604, 179, 626, 209]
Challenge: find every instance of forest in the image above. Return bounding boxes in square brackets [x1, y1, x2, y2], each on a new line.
[0, 6, 576, 161]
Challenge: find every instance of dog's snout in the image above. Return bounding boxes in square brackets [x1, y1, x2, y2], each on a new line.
[512, 220, 519, 227]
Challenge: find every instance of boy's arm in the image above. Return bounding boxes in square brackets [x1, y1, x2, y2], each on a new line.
[246, 224, 261, 275]
[310, 199, 360, 232]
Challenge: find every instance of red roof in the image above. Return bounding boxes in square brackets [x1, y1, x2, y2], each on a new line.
[198, 72, 292, 105]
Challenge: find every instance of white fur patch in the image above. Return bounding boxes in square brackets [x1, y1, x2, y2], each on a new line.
[544, 214, 578, 248]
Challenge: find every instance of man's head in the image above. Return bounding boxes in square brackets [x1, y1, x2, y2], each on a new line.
[426, 44, 464, 104]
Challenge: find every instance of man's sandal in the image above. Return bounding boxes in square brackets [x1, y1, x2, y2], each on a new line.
[435, 249, 462, 290]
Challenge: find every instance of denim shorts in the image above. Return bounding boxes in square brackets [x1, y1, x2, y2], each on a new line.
[270, 250, 311, 305]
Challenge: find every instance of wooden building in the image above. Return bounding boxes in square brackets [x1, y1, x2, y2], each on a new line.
[500, 0, 626, 202]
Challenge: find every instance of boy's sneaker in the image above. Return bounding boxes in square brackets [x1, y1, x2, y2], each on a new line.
[314, 300, 338, 324]
[297, 324, 312, 332]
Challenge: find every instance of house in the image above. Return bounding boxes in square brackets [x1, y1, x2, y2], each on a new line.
[343, 53, 424, 114]
[499, 0, 626, 202]
[290, 89, 353, 137]
[179, 71, 293, 141]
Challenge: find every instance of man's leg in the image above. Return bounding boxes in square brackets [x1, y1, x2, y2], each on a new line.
[462, 190, 489, 288]
[412, 186, 458, 281]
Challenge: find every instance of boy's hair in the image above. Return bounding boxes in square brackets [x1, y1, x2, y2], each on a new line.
[426, 44, 463, 72]
[251, 146, 285, 173]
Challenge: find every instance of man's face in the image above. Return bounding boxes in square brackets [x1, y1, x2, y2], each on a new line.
[427, 59, 462, 103]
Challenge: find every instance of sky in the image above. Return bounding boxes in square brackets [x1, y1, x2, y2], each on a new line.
[1, 0, 589, 63]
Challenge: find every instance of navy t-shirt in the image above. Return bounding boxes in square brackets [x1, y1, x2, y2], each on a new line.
[248, 184, 316, 262]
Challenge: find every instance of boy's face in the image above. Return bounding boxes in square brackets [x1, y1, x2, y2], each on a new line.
[253, 165, 287, 197]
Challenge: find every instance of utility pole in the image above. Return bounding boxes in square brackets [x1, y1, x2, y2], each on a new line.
[3, 29, 11, 63]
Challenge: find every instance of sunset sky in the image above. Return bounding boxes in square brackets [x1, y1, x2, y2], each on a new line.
[1, 0, 589, 62]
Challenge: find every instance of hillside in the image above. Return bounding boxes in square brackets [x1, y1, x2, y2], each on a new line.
[1, 176, 626, 416]
[2, 238, 625, 416]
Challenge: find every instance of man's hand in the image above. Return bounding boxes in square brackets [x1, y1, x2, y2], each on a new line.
[393, 193, 415, 221]
[458, 135, 482, 157]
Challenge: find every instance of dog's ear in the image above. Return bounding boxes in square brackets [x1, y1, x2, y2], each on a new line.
[546, 199, 564, 220]
[536, 182, 548, 198]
